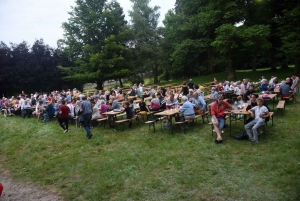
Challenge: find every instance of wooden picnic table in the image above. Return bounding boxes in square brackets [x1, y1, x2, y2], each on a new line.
[224, 103, 250, 135]
[154, 108, 180, 134]
[128, 96, 137, 100]
[102, 111, 123, 128]
[259, 93, 277, 110]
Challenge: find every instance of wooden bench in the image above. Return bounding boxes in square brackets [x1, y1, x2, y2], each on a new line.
[115, 115, 140, 131]
[259, 111, 274, 139]
[144, 116, 166, 133]
[282, 94, 293, 103]
[174, 120, 190, 134]
[276, 100, 285, 116]
[97, 118, 108, 128]
[194, 111, 209, 124]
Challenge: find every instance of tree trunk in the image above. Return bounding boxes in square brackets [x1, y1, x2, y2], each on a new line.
[281, 53, 288, 69]
[96, 80, 103, 90]
[153, 65, 158, 84]
[119, 79, 123, 88]
[269, 47, 277, 71]
[294, 56, 300, 75]
[252, 55, 257, 72]
[227, 52, 236, 80]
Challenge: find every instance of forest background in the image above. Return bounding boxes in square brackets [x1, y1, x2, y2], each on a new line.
[0, 0, 299, 95]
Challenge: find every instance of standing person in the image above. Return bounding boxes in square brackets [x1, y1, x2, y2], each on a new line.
[58, 100, 71, 133]
[291, 74, 299, 103]
[210, 95, 232, 143]
[80, 96, 93, 139]
[187, 79, 194, 89]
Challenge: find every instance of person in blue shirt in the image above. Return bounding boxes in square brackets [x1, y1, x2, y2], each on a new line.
[44, 102, 55, 122]
[192, 92, 206, 114]
[259, 79, 269, 91]
[180, 96, 195, 120]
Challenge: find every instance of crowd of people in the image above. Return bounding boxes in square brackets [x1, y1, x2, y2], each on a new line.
[0, 74, 298, 143]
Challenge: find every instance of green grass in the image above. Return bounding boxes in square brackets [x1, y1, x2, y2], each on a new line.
[1, 68, 300, 200]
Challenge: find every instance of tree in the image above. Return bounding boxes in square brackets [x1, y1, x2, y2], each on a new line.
[128, 0, 161, 83]
[59, 0, 131, 89]
[241, 25, 271, 72]
[276, 4, 300, 74]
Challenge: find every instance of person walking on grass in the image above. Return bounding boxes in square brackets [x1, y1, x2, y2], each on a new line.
[58, 100, 70, 133]
[80, 96, 93, 139]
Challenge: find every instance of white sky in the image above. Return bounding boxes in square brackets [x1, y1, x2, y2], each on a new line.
[0, 0, 175, 48]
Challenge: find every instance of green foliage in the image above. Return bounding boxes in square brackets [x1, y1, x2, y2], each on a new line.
[129, 0, 161, 83]
[59, 0, 131, 89]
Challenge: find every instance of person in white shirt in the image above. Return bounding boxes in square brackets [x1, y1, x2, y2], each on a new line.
[67, 101, 75, 118]
[244, 98, 269, 142]
[21, 99, 32, 118]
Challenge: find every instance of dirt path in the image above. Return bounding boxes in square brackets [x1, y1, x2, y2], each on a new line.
[0, 173, 60, 201]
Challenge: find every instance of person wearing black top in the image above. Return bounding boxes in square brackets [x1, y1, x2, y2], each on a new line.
[122, 101, 135, 128]
[187, 79, 194, 89]
[180, 81, 189, 96]
[243, 85, 256, 102]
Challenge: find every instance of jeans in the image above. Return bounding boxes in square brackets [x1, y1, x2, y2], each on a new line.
[43, 113, 49, 122]
[83, 113, 92, 136]
[245, 118, 265, 142]
[59, 118, 69, 131]
[22, 109, 32, 118]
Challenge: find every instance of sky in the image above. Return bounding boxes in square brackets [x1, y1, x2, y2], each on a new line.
[0, 0, 175, 48]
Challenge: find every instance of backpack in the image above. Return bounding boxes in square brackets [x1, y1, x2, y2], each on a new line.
[234, 133, 248, 140]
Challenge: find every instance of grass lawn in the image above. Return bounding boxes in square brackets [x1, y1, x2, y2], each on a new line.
[1, 68, 300, 200]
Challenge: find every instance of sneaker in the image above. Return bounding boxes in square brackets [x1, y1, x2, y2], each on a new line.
[221, 130, 224, 134]
[64, 129, 68, 133]
[248, 138, 255, 142]
[213, 129, 215, 132]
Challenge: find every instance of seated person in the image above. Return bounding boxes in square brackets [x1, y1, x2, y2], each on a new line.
[33, 100, 44, 121]
[21, 99, 32, 118]
[217, 83, 224, 92]
[91, 102, 100, 120]
[187, 89, 194, 102]
[99, 100, 108, 118]
[4, 99, 14, 116]
[210, 87, 219, 101]
[244, 98, 269, 143]
[180, 96, 195, 121]
[121, 101, 135, 128]
[192, 92, 206, 115]
[259, 79, 269, 91]
[243, 85, 256, 102]
[210, 95, 232, 143]
[166, 94, 179, 109]
[279, 80, 291, 100]
[147, 94, 160, 112]
[111, 96, 121, 111]
[44, 102, 55, 122]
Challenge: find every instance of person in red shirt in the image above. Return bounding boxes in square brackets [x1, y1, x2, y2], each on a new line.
[211, 95, 232, 143]
[0, 182, 3, 197]
[59, 100, 71, 133]
[217, 83, 224, 92]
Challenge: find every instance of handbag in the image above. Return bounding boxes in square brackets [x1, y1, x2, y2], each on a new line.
[194, 108, 204, 115]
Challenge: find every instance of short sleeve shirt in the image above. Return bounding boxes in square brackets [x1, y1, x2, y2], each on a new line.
[252, 106, 268, 120]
